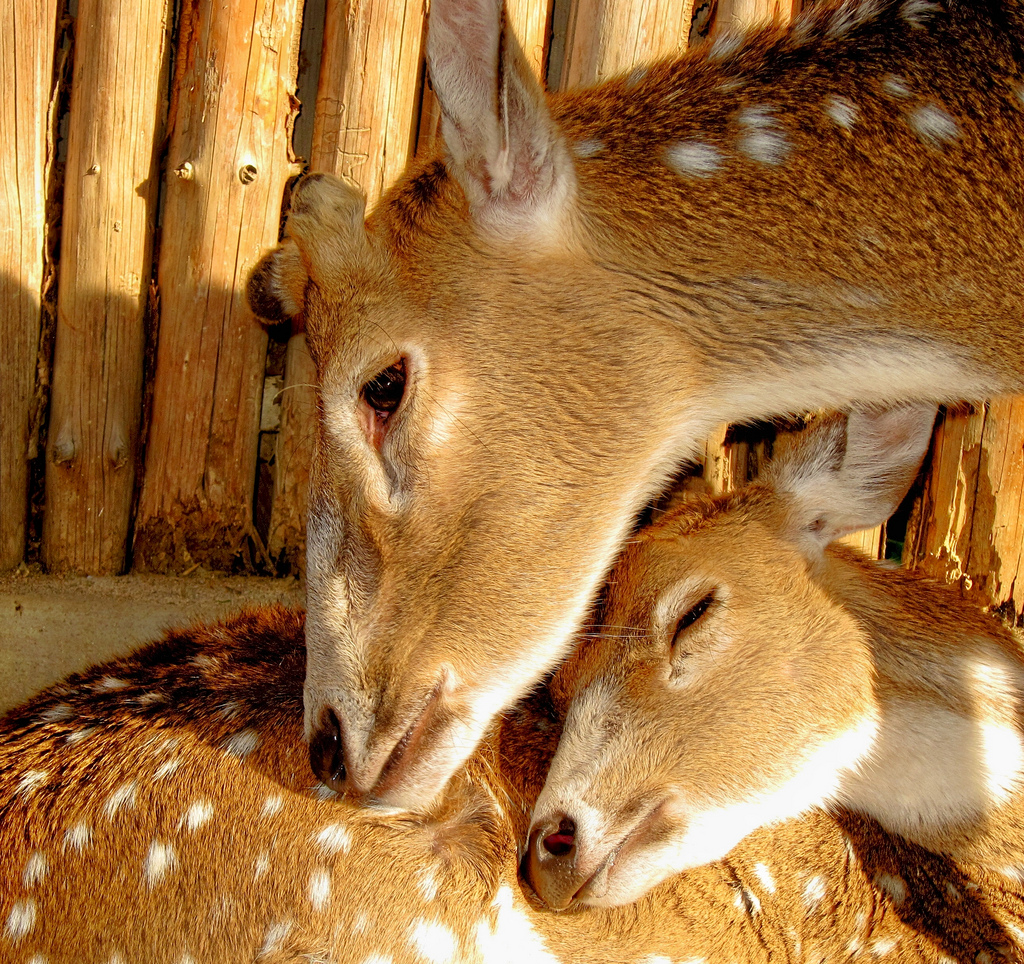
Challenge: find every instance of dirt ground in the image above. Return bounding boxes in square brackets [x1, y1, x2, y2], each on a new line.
[0, 570, 305, 714]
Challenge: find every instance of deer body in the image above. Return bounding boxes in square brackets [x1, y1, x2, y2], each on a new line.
[248, 0, 1024, 811]
[8, 607, 1023, 962]
[526, 406, 1024, 911]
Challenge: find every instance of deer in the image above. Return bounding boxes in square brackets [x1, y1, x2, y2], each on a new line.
[246, 0, 1024, 813]
[524, 403, 1024, 915]
[3, 605, 1024, 962]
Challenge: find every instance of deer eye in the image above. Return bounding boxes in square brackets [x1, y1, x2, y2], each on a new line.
[361, 359, 406, 420]
[670, 591, 715, 655]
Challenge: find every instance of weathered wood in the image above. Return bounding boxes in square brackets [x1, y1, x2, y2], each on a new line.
[714, 0, 801, 32]
[905, 401, 1024, 622]
[311, 0, 427, 199]
[132, 0, 303, 573]
[0, 0, 59, 570]
[556, 0, 696, 91]
[42, 0, 171, 574]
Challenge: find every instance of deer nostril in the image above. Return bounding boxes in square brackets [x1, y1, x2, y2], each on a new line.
[308, 708, 346, 792]
[542, 816, 576, 857]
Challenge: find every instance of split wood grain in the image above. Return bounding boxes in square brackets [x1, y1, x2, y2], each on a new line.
[132, 0, 304, 573]
[0, 0, 59, 569]
[43, 0, 172, 573]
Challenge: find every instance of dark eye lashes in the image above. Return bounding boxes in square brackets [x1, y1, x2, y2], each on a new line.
[672, 591, 715, 645]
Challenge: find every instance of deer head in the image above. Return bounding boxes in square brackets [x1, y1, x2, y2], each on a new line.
[524, 404, 937, 909]
[249, 0, 1024, 810]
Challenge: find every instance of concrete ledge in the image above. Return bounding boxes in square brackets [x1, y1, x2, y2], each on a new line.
[0, 572, 305, 714]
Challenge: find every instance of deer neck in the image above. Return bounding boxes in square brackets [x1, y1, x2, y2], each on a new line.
[823, 553, 1024, 864]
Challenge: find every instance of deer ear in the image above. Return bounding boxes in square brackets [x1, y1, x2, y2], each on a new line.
[427, 0, 575, 241]
[247, 239, 307, 324]
[772, 404, 938, 556]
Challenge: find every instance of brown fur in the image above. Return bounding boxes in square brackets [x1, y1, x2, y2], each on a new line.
[247, 0, 1024, 811]
[1, 605, 1024, 962]
[528, 408, 1024, 916]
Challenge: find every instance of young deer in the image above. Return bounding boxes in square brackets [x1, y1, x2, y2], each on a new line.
[248, 0, 1024, 811]
[3, 605, 1024, 963]
[525, 404, 1024, 913]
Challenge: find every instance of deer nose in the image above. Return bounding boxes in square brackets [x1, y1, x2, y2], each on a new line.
[525, 815, 586, 910]
[308, 708, 347, 793]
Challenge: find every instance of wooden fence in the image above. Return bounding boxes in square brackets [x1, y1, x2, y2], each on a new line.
[2, 0, 1022, 625]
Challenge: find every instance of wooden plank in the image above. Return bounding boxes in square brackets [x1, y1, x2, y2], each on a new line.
[42, 0, 172, 574]
[132, 0, 304, 573]
[557, 0, 696, 90]
[905, 401, 1024, 620]
[0, 1, 59, 570]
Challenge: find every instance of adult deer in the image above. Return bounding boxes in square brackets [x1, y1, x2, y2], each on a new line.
[525, 404, 1024, 912]
[248, 0, 1024, 810]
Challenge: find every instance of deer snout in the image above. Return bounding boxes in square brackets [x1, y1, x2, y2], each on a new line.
[306, 680, 449, 807]
[525, 814, 603, 910]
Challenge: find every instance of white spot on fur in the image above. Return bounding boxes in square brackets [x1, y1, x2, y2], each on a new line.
[136, 691, 168, 706]
[64, 820, 93, 851]
[95, 676, 129, 691]
[869, 937, 897, 956]
[66, 726, 96, 744]
[945, 880, 961, 900]
[182, 800, 214, 831]
[802, 875, 827, 909]
[417, 867, 440, 901]
[27, 956, 48, 964]
[353, 911, 371, 935]
[410, 918, 458, 963]
[642, 957, 673, 964]
[664, 141, 724, 178]
[145, 840, 177, 887]
[736, 106, 791, 165]
[17, 770, 49, 797]
[882, 74, 913, 98]
[223, 728, 260, 758]
[308, 869, 331, 910]
[314, 823, 352, 856]
[827, 0, 879, 38]
[474, 887, 560, 963]
[218, 700, 242, 719]
[258, 920, 294, 958]
[177, 954, 198, 964]
[359, 956, 394, 964]
[824, 95, 859, 130]
[191, 654, 218, 671]
[5, 899, 36, 940]
[572, 139, 604, 159]
[1015, 84, 1024, 106]
[708, 29, 744, 61]
[22, 851, 48, 888]
[262, 793, 284, 817]
[874, 871, 907, 904]
[104, 781, 138, 818]
[900, 0, 941, 26]
[154, 758, 182, 780]
[40, 703, 73, 722]
[754, 862, 777, 894]
[908, 103, 960, 148]
[254, 851, 271, 880]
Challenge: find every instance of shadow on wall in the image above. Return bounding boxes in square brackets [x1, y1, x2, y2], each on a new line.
[0, 267, 314, 578]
